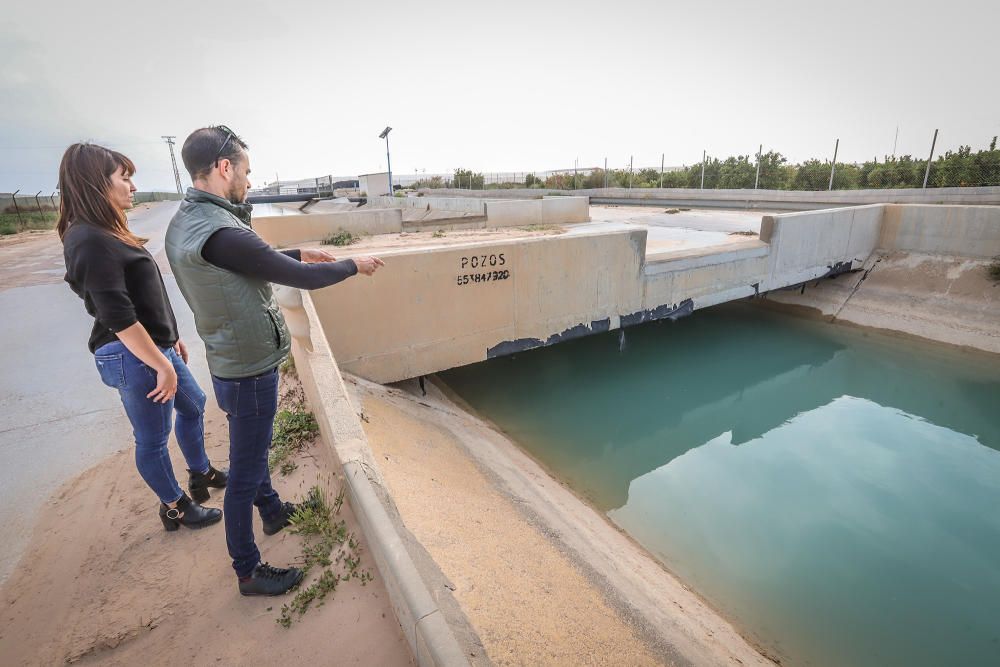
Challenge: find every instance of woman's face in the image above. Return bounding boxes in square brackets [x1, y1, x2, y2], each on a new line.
[109, 166, 136, 210]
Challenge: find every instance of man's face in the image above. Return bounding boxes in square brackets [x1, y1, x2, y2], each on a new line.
[225, 151, 252, 204]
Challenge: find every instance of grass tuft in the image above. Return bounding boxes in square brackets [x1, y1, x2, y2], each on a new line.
[322, 230, 359, 246]
[268, 409, 319, 474]
[277, 486, 372, 627]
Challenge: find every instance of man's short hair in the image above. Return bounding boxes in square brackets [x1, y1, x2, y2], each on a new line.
[181, 126, 249, 181]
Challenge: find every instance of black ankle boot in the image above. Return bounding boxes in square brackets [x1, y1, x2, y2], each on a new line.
[188, 465, 228, 503]
[159, 493, 223, 531]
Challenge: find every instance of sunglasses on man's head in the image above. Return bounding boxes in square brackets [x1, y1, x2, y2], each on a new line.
[212, 125, 240, 166]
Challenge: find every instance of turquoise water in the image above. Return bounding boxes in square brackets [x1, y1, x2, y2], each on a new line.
[439, 304, 1000, 667]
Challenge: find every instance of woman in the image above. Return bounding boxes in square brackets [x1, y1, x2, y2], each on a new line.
[59, 143, 226, 531]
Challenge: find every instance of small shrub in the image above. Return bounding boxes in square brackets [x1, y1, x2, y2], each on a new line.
[322, 230, 358, 246]
[989, 257, 1000, 281]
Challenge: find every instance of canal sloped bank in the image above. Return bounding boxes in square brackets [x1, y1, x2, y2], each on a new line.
[345, 371, 776, 666]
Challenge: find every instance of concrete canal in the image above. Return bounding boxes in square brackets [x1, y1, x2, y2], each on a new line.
[439, 303, 1000, 667]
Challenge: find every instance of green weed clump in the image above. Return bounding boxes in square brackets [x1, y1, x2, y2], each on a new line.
[322, 230, 358, 246]
[277, 486, 373, 628]
[268, 409, 318, 475]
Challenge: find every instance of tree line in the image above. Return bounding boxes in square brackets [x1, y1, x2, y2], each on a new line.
[411, 139, 999, 191]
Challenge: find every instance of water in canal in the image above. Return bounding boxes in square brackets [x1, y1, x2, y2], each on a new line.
[439, 304, 1000, 667]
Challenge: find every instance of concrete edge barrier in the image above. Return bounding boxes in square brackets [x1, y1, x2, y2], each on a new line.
[254, 209, 404, 247]
[419, 186, 1000, 207]
[281, 288, 469, 667]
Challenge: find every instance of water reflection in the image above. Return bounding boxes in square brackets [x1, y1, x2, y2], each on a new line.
[440, 304, 1000, 667]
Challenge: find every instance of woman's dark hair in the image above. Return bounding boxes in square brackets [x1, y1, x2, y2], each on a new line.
[181, 125, 249, 181]
[56, 143, 144, 247]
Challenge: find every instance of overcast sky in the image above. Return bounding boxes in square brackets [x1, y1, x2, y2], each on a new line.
[2, 0, 997, 193]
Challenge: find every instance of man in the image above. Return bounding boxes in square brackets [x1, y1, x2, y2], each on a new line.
[165, 125, 384, 596]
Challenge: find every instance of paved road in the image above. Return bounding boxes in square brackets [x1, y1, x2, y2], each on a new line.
[0, 201, 215, 584]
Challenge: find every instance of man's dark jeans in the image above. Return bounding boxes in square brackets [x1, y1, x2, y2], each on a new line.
[211, 367, 284, 578]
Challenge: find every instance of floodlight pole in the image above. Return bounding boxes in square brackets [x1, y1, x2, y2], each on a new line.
[379, 126, 394, 196]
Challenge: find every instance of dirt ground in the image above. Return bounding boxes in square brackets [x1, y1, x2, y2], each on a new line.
[0, 371, 413, 667]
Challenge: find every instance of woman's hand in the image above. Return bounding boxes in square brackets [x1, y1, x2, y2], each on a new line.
[147, 360, 178, 403]
[174, 338, 189, 364]
[352, 256, 385, 276]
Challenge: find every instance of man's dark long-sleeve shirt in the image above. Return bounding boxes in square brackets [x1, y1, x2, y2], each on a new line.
[200, 227, 357, 289]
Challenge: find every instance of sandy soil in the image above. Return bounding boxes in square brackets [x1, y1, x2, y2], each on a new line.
[0, 371, 413, 667]
[346, 374, 773, 667]
[350, 377, 662, 667]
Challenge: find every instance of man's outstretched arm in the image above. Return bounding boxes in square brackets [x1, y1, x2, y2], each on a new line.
[201, 227, 358, 290]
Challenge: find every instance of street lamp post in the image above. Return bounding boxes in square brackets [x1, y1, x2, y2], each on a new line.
[379, 126, 393, 196]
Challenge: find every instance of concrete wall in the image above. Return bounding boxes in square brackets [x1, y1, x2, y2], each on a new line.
[253, 208, 403, 248]
[359, 173, 390, 197]
[879, 204, 1000, 258]
[422, 186, 1000, 208]
[759, 204, 884, 287]
[277, 203, 1000, 382]
[367, 195, 488, 215]
[482, 197, 590, 227]
[309, 231, 645, 382]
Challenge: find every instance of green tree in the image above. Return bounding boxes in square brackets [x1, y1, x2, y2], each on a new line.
[453, 168, 484, 190]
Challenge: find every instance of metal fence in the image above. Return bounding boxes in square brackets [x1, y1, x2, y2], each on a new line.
[419, 132, 1000, 192]
[1, 190, 182, 234]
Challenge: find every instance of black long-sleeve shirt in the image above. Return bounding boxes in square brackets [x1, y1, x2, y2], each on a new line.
[200, 227, 357, 289]
[63, 222, 179, 353]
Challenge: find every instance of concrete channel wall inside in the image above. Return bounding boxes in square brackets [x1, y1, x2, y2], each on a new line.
[253, 196, 591, 247]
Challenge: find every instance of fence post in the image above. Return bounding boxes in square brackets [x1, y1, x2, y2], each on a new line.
[922, 128, 938, 189]
[604, 157, 608, 189]
[628, 155, 633, 192]
[49, 192, 56, 210]
[828, 138, 839, 191]
[34, 191, 43, 215]
[700, 150, 706, 189]
[754, 144, 762, 190]
[11, 190, 23, 229]
[660, 153, 664, 189]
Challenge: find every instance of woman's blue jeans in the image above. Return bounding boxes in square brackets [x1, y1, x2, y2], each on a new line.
[94, 341, 210, 504]
[211, 367, 284, 578]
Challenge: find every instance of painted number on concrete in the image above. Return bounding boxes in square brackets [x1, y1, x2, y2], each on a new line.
[457, 253, 509, 286]
[457, 270, 510, 286]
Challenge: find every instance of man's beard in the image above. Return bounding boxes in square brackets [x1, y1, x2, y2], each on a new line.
[227, 183, 246, 205]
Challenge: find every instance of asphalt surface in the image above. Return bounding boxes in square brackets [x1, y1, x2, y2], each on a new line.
[0, 201, 214, 584]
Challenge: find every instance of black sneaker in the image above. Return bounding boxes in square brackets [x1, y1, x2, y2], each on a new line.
[262, 497, 320, 536]
[238, 562, 304, 596]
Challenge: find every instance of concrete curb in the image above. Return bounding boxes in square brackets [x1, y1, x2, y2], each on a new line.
[281, 288, 469, 667]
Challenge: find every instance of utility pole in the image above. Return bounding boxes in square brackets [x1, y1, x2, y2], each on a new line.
[922, 129, 938, 189]
[628, 155, 633, 191]
[604, 157, 608, 188]
[162, 136, 182, 194]
[892, 124, 899, 157]
[659, 153, 664, 189]
[754, 144, 762, 190]
[828, 138, 839, 191]
[700, 150, 706, 189]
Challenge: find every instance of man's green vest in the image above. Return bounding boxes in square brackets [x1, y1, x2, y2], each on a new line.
[165, 188, 290, 379]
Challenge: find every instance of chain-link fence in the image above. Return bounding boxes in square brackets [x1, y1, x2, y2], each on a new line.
[421, 134, 1000, 193]
[1, 190, 182, 235]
